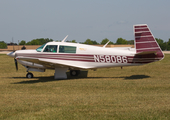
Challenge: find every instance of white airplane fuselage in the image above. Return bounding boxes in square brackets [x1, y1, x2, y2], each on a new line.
[7, 24, 164, 79]
[15, 43, 137, 70]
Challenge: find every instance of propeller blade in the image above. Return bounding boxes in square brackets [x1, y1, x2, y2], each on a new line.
[14, 58, 18, 71]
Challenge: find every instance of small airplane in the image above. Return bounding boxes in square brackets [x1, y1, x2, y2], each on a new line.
[7, 24, 164, 79]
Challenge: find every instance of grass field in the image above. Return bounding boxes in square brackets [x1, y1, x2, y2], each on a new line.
[0, 54, 170, 120]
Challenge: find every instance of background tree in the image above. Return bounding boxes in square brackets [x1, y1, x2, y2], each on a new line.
[83, 39, 93, 45]
[19, 40, 26, 45]
[127, 40, 134, 45]
[115, 38, 127, 44]
[91, 40, 99, 45]
[0, 41, 7, 49]
[167, 38, 170, 50]
[100, 38, 114, 45]
[71, 40, 77, 43]
[26, 38, 53, 45]
[7, 42, 17, 45]
[26, 39, 40, 45]
[14, 37, 170, 51]
[56, 40, 61, 42]
[66, 40, 77, 43]
[155, 38, 167, 50]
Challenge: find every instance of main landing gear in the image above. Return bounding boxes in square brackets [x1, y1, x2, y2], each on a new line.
[26, 72, 34, 78]
[25, 70, 80, 79]
[70, 70, 80, 76]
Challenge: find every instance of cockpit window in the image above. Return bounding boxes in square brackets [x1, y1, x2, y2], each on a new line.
[36, 44, 46, 52]
[59, 45, 76, 53]
[43, 45, 58, 53]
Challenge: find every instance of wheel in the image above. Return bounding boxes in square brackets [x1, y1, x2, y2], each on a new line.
[26, 72, 34, 78]
[70, 70, 80, 76]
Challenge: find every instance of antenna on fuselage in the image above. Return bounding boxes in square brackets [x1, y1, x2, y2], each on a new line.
[61, 35, 68, 42]
[103, 40, 110, 48]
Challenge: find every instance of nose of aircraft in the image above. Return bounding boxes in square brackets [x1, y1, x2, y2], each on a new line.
[7, 51, 16, 58]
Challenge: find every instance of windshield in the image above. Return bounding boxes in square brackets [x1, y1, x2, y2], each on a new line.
[36, 44, 46, 52]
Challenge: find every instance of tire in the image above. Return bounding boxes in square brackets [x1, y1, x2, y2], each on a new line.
[70, 70, 80, 76]
[26, 72, 34, 78]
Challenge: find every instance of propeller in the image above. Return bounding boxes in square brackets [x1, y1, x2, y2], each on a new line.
[13, 51, 18, 71]
[11, 38, 18, 71]
[14, 58, 18, 71]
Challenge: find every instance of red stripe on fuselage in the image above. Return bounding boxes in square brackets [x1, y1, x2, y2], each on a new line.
[16, 53, 162, 64]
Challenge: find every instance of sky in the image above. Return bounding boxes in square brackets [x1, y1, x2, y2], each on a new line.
[0, 0, 170, 44]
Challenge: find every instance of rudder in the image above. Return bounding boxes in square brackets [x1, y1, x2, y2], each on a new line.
[134, 24, 164, 60]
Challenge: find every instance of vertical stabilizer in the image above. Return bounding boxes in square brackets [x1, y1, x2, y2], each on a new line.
[134, 24, 164, 60]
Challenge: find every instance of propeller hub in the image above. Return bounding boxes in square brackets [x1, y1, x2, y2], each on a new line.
[7, 51, 16, 58]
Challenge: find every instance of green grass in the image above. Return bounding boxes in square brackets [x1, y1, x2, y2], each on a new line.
[0, 54, 170, 120]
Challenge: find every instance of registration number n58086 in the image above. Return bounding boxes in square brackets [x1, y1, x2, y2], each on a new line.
[94, 55, 128, 63]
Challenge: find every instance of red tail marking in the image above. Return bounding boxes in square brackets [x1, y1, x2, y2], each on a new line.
[134, 24, 164, 59]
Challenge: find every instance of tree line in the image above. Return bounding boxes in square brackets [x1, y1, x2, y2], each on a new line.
[1, 38, 170, 50]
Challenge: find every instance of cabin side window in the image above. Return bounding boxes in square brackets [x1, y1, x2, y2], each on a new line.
[59, 45, 76, 53]
[43, 45, 58, 53]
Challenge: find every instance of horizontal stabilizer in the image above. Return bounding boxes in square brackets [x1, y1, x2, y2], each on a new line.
[135, 51, 157, 56]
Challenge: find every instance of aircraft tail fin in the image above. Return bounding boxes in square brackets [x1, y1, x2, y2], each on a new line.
[134, 24, 164, 60]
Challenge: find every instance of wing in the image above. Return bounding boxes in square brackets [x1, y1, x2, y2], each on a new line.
[16, 57, 90, 70]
